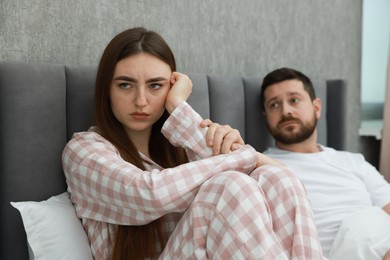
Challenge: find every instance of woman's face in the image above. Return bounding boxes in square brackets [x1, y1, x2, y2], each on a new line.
[110, 53, 172, 139]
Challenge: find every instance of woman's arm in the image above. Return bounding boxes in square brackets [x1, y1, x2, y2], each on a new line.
[163, 101, 283, 169]
[62, 130, 258, 226]
[163, 72, 244, 160]
[200, 119, 244, 155]
[162, 101, 214, 160]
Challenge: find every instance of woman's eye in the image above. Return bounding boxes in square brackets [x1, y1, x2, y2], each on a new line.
[118, 83, 131, 89]
[150, 83, 162, 90]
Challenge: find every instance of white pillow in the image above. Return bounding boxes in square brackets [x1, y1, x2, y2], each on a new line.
[11, 192, 93, 260]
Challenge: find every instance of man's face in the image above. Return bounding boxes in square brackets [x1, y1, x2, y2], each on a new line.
[263, 79, 321, 145]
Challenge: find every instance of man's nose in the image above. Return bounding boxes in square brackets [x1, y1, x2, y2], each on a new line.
[281, 102, 293, 116]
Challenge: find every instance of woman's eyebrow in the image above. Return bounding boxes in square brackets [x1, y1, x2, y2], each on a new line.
[145, 76, 168, 83]
[113, 75, 137, 82]
[112, 76, 168, 83]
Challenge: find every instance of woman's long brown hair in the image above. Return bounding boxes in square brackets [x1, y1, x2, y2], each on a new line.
[94, 27, 189, 259]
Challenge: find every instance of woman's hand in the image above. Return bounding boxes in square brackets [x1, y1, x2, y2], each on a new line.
[200, 119, 245, 155]
[165, 72, 193, 113]
[256, 152, 285, 168]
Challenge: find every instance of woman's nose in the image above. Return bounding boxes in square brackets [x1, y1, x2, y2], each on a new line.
[135, 89, 147, 107]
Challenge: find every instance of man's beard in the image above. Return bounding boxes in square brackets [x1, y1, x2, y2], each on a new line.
[268, 113, 317, 145]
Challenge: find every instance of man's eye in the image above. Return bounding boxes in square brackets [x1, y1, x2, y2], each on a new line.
[269, 102, 279, 109]
[291, 98, 300, 104]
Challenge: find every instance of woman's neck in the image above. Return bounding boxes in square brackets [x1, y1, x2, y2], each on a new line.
[127, 129, 151, 158]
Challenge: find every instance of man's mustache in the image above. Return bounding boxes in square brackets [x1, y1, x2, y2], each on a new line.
[278, 115, 301, 127]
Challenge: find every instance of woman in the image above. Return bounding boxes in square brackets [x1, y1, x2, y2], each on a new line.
[62, 27, 323, 259]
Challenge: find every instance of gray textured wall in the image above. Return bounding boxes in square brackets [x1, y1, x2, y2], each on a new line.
[0, 0, 362, 152]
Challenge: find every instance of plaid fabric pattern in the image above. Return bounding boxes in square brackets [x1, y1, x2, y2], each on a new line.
[62, 102, 323, 259]
[159, 167, 323, 260]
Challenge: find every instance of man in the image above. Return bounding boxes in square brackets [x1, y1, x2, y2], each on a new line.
[260, 67, 390, 260]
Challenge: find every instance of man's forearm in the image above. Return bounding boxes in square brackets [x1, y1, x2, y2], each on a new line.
[382, 203, 390, 215]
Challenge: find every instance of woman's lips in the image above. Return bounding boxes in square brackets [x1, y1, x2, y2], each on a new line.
[131, 112, 149, 120]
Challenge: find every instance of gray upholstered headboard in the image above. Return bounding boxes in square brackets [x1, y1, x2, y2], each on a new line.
[0, 61, 347, 259]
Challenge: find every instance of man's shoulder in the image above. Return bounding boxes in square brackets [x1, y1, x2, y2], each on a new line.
[322, 146, 366, 161]
[264, 145, 360, 162]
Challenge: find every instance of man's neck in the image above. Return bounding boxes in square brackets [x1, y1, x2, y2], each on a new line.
[275, 138, 321, 153]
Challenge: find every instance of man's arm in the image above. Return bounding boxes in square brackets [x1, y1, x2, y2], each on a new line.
[383, 203, 390, 215]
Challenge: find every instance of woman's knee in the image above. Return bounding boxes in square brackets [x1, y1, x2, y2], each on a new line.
[250, 165, 305, 195]
[251, 165, 298, 183]
[205, 171, 254, 185]
[195, 171, 265, 204]
[251, 165, 294, 179]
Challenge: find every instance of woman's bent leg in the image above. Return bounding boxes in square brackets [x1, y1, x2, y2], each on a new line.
[250, 165, 323, 259]
[160, 171, 289, 260]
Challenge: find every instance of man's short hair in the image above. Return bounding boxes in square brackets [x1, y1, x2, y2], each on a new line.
[260, 67, 316, 111]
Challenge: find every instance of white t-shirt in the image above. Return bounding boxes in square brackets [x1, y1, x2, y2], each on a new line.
[265, 145, 390, 257]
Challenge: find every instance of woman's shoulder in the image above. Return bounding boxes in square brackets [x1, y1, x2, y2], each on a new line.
[69, 126, 103, 141]
[66, 126, 116, 151]
[62, 126, 121, 165]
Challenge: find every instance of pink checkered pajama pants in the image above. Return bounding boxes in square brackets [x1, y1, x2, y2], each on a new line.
[160, 165, 323, 259]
